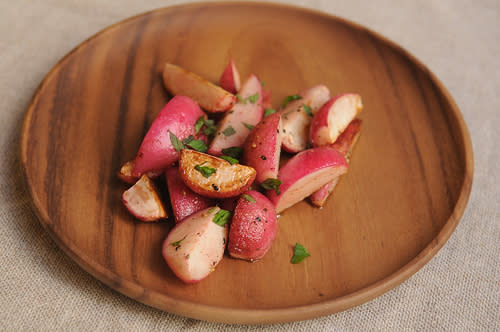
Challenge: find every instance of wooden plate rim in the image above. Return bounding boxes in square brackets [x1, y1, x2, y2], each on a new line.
[19, 1, 474, 324]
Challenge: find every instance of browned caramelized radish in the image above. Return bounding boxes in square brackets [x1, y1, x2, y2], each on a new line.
[162, 63, 235, 112]
[178, 149, 256, 198]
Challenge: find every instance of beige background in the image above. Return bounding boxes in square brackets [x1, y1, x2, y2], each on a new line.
[1, 0, 498, 330]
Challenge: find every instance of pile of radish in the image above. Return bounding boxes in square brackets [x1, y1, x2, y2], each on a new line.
[118, 58, 363, 283]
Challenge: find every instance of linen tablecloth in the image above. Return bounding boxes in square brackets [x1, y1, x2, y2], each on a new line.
[1, 0, 498, 330]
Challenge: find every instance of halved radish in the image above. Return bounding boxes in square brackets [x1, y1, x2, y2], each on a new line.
[162, 63, 235, 112]
[310, 119, 362, 207]
[309, 93, 363, 147]
[243, 112, 282, 183]
[122, 174, 167, 221]
[309, 177, 341, 208]
[208, 74, 264, 155]
[266, 147, 348, 213]
[228, 191, 278, 262]
[280, 85, 331, 153]
[330, 118, 363, 159]
[162, 206, 228, 283]
[179, 149, 256, 198]
[132, 96, 205, 176]
[166, 166, 214, 223]
[219, 57, 241, 94]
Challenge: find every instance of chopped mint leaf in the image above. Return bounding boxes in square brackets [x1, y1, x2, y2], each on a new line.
[303, 104, 313, 116]
[195, 116, 205, 134]
[264, 108, 277, 117]
[194, 164, 216, 178]
[203, 125, 217, 136]
[182, 135, 194, 144]
[291, 243, 310, 263]
[248, 93, 259, 104]
[260, 178, 282, 195]
[169, 131, 185, 152]
[243, 122, 254, 130]
[171, 235, 187, 249]
[213, 209, 231, 226]
[221, 147, 243, 159]
[220, 155, 239, 165]
[242, 194, 256, 203]
[186, 139, 208, 153]
[282, 94, 302, 108]
[222, 126, 236, 136]
[236, 94, 247, 104]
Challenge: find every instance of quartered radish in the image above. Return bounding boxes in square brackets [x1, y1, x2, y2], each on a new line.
[163, 63, 235, 112]
[122, 174, 167, 221]
[208, 74, 264, 155]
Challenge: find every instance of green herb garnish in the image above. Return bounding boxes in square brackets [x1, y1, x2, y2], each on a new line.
[264, 108, 277, 117]
[260, 178, 282, 195]
[236, 94, 247, 104]
[194, 164, 216, 178]
[242, 194, 256, 203]
[282, 94, 302, 108]
[303, 104, 313, 116]
[220, 155, 239, 165]
[243, 122, 254, 130]
[213, 209, 231, 226]
[186, 139, 208, 152]
[171, 235, 187, 249]
[248, 93, 259, 104]
[182, 135, 194, 144]
[169, 131, 185, 152]
[222, 126, 236, 136]
[203, 125, 217, 136]
[221, 146, 243, 159]
[195, 116, 205, 134]
[291, 243, 310, 264]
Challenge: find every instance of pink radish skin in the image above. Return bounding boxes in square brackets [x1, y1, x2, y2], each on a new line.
[262, 88, 273, 110]
[228, 191, 278, 262]
[330, 118, 363, 158]
[165, 166, 213, 223]
[162, 207, 228, 283]
[310, 119, 362, 207]
[243, 112, 282, 183]
[219, 57, 241, 94]
[309, 177, 341, 208]
[280, 84, 331, 153]
[132, 96, 205, 177]
[162, 63, 235, 113]
[208, 75, 264, 155]
[122, 175, 167, 221]
[267, 147, 348, 213]
[309, 93, 363, 147]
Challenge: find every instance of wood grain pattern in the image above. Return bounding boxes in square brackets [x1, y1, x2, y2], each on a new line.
[20, 2, 473, 324]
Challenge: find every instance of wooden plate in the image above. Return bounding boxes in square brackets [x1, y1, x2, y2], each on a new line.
[20, 2, 473, 324]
